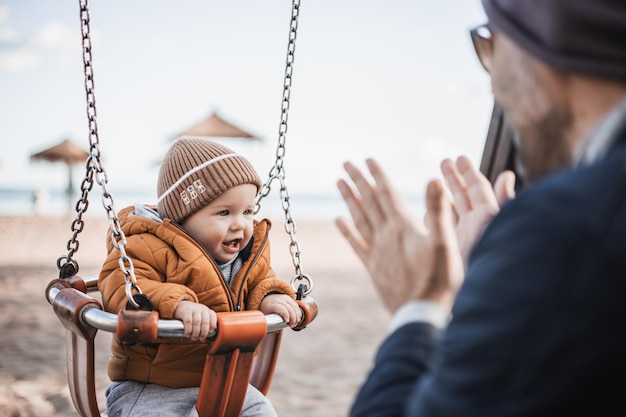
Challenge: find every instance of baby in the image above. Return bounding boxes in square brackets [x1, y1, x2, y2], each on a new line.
[99, 138, 301, 417]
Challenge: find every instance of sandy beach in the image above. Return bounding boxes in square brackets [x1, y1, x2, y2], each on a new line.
[0, 214, 390, 417]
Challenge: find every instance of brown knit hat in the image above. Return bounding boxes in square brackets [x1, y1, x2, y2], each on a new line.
[157, 138, 261, 223]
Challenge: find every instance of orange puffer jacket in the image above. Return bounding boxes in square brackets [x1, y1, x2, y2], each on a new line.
[98, 205, 295, 388]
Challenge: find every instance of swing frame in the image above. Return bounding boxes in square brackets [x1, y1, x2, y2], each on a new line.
[45, 275, 317, 417]
[45, 0, 318, 416]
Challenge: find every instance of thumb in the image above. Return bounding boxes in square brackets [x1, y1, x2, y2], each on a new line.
[493, 170, 516, 207]
[425, 179, 456, 247]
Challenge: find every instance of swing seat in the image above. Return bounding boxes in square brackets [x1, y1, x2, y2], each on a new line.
[46, 275, 318, 417]
[54, 2, 310, 415]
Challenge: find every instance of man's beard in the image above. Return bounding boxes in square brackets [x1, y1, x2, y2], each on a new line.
[515, 106, 574, 185]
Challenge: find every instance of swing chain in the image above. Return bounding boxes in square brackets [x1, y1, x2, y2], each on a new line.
[255, 0, 312, 296]
[58, 0, 143, 307]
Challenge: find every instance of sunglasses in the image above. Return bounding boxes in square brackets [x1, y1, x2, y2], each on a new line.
[470, 23, 493, 73]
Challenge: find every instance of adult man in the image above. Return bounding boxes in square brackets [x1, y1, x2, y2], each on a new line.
[336, 0, 626, 415]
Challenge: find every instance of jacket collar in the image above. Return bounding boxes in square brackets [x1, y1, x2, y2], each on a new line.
[575, 97, 626, 166]
[239, 236, 253, 262]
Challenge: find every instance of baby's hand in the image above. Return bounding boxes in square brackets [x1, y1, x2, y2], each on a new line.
[174, 301, 217, 341]
[260, 294, 303, 328]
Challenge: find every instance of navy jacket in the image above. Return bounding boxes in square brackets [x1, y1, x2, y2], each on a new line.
[351, 133, 626, 416]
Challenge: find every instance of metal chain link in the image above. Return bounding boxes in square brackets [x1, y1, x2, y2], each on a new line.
[60, 0, 310, 302]
[58, 0, 142, 308]
[255, 0, 313, 296]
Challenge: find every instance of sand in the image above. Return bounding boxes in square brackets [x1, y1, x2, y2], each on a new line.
[0, 214, 390, 417]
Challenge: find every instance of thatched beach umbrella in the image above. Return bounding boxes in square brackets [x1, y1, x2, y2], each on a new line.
[30, 139, 89, 213]
[177, 112, 256, 139]
[159, 111, 263, 170]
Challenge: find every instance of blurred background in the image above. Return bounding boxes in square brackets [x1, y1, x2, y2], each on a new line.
[0, 2, 497, 415]
[0, 0, 491, 217]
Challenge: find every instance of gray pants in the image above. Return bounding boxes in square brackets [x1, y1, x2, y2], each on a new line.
[105, 381, 277, 417]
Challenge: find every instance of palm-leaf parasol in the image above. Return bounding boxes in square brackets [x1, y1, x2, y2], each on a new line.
[30, 139, 89, 213]
[177, 112, 257, 139]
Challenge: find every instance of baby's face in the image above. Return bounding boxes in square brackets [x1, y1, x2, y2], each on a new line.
[181, 184, 256, 263]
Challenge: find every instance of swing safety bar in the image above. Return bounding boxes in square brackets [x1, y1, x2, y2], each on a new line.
[46, 279, 304, 337]
[45, 275, 318, 417]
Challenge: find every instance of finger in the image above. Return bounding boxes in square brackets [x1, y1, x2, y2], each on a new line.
[283, 300, 298, 326]
[295, 305, 304, 326]
[343, 161, 385, 226]
[443, 184, 460, 225]
[190, 311, 202, 341]
[456, 155, 498, 208]
[367, 158, 431, 237]
[424, 185, 459, 229]
[291, 302, 303, 326]
[208, 310, 218, 334]
[337, 178, 373, 243]
[365, 158, 409, 220]
[425, 179, 456, 247]
[335, 216, 369, 265]
[494, 170, 516, 206]
[183, 317, 193, 338]
[198, 309, 211, 341]
[178, 307, 194, 339]
[273, 304, 290, 324]
[424, 179, 463, 309]
[284, 303, 297, 327]
[441, 158, 471, 214]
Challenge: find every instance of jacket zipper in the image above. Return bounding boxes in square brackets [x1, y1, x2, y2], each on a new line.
[233, 220, 271, 310]
[171, 221, 237, 312]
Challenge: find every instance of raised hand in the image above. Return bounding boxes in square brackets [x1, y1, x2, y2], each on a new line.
[440, 156, 515, 265]
[336, 159, 464, 314]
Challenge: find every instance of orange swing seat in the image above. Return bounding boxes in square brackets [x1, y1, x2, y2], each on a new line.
[46, 275, 318, 417]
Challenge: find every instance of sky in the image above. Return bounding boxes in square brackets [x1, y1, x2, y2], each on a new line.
[0, 0, 492, 210]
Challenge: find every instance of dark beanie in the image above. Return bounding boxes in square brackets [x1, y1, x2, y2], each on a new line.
[157, 138, 261, 223]
[482, 0, 626, 80]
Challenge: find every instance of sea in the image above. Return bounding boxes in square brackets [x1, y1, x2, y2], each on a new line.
[0, 187, 426, 221]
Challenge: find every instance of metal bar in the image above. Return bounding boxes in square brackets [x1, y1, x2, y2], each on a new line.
[47, 286, 289, 338]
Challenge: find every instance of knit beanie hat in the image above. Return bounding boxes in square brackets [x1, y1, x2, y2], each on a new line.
[157, 138, 261, 223]
[482, 0, 626, 81]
